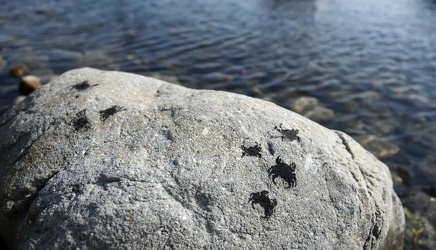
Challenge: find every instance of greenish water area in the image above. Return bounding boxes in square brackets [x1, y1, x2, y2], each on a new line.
[0, 0, 435, 248]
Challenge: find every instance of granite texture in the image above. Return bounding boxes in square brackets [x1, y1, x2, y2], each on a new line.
[0, 68, 404, 249]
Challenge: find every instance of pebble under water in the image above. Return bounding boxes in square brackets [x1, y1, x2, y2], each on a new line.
[0, 0, 435, 248]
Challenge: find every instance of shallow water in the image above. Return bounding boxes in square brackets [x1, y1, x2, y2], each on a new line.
[1, 0, 435, 247]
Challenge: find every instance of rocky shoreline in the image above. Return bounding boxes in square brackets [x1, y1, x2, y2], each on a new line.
[0, 57, 435, 248]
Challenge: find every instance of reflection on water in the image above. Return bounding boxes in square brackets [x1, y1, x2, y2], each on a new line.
[0, 0, 436, 247]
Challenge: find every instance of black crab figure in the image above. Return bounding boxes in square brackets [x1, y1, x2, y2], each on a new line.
[241, 142, 262, 158]
[268, 156, 297, 189]
[248, 190, 277, 219]
[99, 105, 125, 121]
[274, 123, 301, 142]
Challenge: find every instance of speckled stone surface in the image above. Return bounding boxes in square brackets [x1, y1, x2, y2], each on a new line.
[0, 68, 404, 249]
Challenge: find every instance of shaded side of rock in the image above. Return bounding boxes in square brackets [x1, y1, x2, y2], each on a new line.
[335, 131, 405, 249]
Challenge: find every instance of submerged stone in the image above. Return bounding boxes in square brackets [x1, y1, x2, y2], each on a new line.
[18, 75, 42, 95]
[291, 96, 319, 114]
[9, 65, 27, 77]
[355, 135, 400, 159]
[304, 106, 335, 123]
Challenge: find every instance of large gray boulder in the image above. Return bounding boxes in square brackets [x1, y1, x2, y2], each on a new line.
[0, 68, 404, 249]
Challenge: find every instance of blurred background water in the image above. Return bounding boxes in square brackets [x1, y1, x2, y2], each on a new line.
[0, 0, 435, 248]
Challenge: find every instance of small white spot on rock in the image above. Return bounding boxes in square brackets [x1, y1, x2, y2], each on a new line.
[201, 127, 209, 135]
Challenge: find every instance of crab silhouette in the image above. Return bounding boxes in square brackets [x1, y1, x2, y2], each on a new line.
[71, 80, 99, 91]
[71, 80, 91, 91]
[241, 142, 262, 158]
[73, 109, 91, 131]
[99, 105, 125, 121]
[248, 190, 277, 219]
[274, 123, 301, 142]
[268, 156, 297, 188]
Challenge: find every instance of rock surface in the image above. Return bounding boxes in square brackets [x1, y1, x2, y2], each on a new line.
[0, 68, 404, 249]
